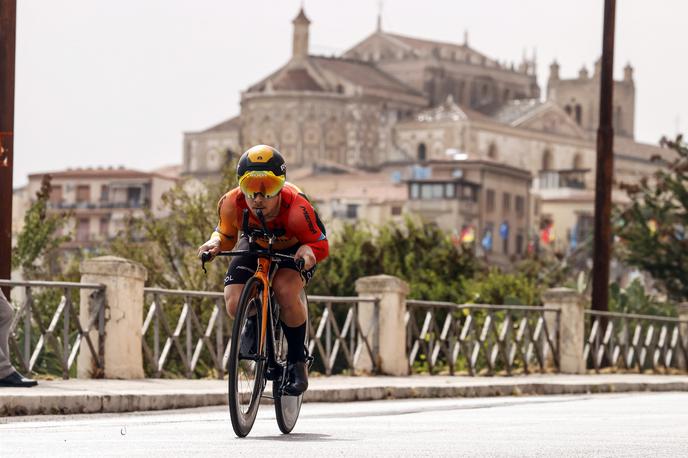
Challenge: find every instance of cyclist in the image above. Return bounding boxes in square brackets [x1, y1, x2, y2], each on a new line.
[198, 144, 328, 395]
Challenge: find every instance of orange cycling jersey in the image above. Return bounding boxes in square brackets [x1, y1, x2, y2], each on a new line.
[211, 182, 329, 262]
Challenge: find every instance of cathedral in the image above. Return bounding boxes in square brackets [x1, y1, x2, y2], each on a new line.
[182, 7, 670, 258]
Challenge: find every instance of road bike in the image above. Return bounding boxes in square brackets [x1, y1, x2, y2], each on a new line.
[201, 209, 311, 437]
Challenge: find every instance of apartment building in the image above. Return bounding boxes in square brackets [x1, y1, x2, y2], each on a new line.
[22, 166, 177, 249]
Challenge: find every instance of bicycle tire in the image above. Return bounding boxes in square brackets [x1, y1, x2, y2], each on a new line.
[274, 290, 309, 434]
[228, 277, 266, 437]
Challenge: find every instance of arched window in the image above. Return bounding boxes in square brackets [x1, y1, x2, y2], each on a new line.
[542, 149, 553, 171]
[573, 152, 583, 170]
[615, 106, 622, 131]
[417, 143, 427, 161]
[575, 104, 582, 125]
[487, 142, 498, 160]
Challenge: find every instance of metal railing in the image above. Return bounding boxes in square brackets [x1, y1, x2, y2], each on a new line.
[142, 288, 228, 378]
[141, 288, 380, 378]
[406, 300, 560, 375]
[0, 280, 106, 379]
[584, 310, 688, 373]
[308, 295, 379, 376]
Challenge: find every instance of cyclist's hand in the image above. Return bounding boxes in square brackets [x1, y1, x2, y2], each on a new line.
[197, 238, 221, 260]
[294, 245, 316, 271]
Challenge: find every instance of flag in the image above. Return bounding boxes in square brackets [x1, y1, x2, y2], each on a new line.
[460, 225, 475, 244]
[570, 223, 578, 249]
[540, 222, 555, 245]
[499, 221, 509, 239]
[481, 229, 493, 251]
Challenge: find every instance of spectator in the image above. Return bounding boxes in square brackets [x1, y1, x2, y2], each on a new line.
[0, 290, 38, 387]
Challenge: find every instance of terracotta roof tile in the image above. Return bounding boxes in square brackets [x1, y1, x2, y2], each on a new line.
[273, 68, 323, 91]
[311, 56, 422, 96]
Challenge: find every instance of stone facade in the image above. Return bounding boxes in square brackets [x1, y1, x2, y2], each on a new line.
[547, 60, 635, 139]
[181, 7, 672, 255]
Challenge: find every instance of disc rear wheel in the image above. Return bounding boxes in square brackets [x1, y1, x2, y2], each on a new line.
[274, 290, 309, 434]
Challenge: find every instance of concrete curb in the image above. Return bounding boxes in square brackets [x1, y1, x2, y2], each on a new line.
[303, 381, 688, 403]
[3, 377, 688, 417]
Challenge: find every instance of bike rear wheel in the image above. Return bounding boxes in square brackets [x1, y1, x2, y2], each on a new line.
[228, 277, 266, 437]
[274, 290, 309, 434]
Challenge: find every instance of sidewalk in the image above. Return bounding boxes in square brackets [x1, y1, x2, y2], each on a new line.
[2, 373, 688, 417]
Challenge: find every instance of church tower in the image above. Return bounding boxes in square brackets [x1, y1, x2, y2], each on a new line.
[292, 7, 311, 60]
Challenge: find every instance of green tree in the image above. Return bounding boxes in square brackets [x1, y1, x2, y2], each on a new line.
[309, 218, 480, 302]
[108, 165, 237, 290]
[12, 175, 71, 279]
[615, 135, 688, 301]
[461, 268, 541, 305]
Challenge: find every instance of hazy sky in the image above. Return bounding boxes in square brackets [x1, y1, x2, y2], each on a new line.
[13, 0, 688, 186]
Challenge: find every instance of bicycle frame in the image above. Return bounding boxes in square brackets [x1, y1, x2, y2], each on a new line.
[201, 208, 305, 375]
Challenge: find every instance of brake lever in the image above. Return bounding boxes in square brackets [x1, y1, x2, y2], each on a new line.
[201, 251, 212, 274]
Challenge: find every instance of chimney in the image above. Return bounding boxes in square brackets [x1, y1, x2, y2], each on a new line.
[549, 60, 560, 81]
[624, 62, 634, 83]
[292, 7, 311, 60]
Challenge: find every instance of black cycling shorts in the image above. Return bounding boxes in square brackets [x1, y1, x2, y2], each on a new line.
[224, 238, 316, 287]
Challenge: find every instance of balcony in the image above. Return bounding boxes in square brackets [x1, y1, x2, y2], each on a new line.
[537, 169, 589, 190]
[48, 200, 147, 210]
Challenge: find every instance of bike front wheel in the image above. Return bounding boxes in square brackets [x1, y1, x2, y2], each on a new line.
[228, 277, 266, 437]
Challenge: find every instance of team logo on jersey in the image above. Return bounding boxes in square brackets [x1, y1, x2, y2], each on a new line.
[300, 206, 318, 235]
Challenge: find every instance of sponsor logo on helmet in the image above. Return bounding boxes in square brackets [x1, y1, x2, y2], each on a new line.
[247, 146, 273, 163]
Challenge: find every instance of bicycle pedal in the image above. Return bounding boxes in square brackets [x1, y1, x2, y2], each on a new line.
[266, 366, 281, 381]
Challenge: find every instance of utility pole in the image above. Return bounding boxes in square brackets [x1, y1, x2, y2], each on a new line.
[591, 0, 616, 312]
[0, 0, 17, 297]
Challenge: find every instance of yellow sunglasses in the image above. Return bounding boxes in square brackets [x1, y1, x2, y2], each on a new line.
[239, 170, 285, 199]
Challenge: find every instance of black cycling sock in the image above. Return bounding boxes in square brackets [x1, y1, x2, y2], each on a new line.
[281, 321, 306, 363]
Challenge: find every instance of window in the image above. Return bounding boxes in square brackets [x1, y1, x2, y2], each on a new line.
[565, 105, 572, 116]
[410, 183, 420, 199]
[76, 185, 90, 203]
[76, 218, 90, 242]
[417, 143, 427, 161]
[573, 153, 583, 170]
[431, 184, 443, 198]
[515, 196, 525, 218]
[486, 189, 495, 212]
[516, 232, 524, 255]
[410, 182, 460, 200]
[346, 204, 359, 219]
[50, 185, 63, 205]
[575, 104, 582, 125]
[460, 185, 478, 202]
[99, 218, 109, 237]
[100, 185, 109, 202]
[503, 193, 511, 212]
[542, 149, 552, 171]
[487, 142, 497, 160]
[503, 235, 509, 255]
[391, 206, 403, 216]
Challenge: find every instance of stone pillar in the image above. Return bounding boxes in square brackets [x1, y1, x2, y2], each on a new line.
[678, 303, 688, 370]
[542, 288, 585, 374]
[354, 275, 409, 376]
[77, 256, 147, 379]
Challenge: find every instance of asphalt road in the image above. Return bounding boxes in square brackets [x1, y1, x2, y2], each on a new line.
[1, 393, 687, 457]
